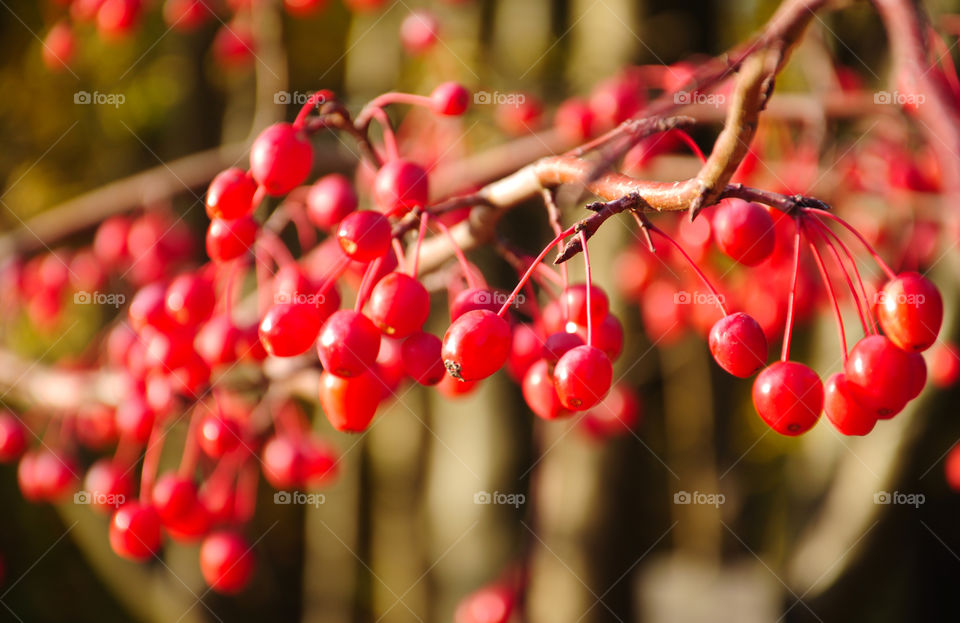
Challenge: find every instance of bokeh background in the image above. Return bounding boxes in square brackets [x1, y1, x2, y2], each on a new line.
[1, 0, 960, 621]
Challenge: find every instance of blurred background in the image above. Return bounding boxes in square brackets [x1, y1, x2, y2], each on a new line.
[1, 0, 960, 621]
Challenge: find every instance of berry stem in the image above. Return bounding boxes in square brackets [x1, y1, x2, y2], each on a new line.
[671, 129, 708, 163]
[139, 419, 165, 504]
[355, 92, 434, 127]
[781, 217, 802, 362]
[178, 406, 201, 478]
[293, 90, 334, 129]
[257, 230, 295, 267]
[579, 230, 594, 347]
[354, 256, 383, 312]
[368, 107, 400, 162]
[391, 238, 407, 274]
[497, 225, 577, 318]
[803, 222, 848, 360]
[808, 215, 878, 333]
[640, 214, 728, 317]
[805, 208, 897, 280]
[234, 459, 258, 524]
[411, 212, 429, 279]
[805, 217, 871, 335]
[317, 254, 351, 297]
[434, 220, 479, 289]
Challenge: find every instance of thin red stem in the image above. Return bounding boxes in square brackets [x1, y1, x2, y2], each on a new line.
[672, 129, 708, 163]
[434, 220, 479, 289]
[392, 238, 407, 273]
[781, 217, 803, 362]
[178, 406, 202, 478]
[354, 256, 383, 312]
[641, 215, 728, 317]
[293, 90, 334, 129]
[369, 107, 400, 161]
[497, 225, 578, 318]
[356, 92, 434, 127]
[805, 208, 896, 280]
[805, 217, 870, 335]
[803, 222, 848, 360]
[809, 215, 878, 333]
[579, 230, 594, 346]
[139, 419, 165, 503]
[412, 212, 429, 279]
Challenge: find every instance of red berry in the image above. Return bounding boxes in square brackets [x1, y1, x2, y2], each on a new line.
[109, 503, 162, 561]
[0, 413, 27, 463]
[752, 362, 823, 435]
[42, 21, 75, 72]
[129, 283, 173, 332]
[712, 199, 775, 266]
[906, 352, 927, 399]
[368, 272, 430, 337]
[115, 396, 155, 443]
[496, 94, 543, 136]
[200, 531, 254, 593]
[402, 331, 445, 385]
[284, 0, 329, 16]
[455, 585, 514, 623]
[449, 287, 502, 320]
[206, 216, 258, 263]
[431, 82, 470, 116]
[580, 382, 641, 439]
[876, 272, 943, 352]
[553, 345, 612, 411]
[195, 316, 241, 367]
[708, 312, 768, 377]
[306, 174, 358, 231]
[165, 273, 216, 327]
[401, 10, 439, 55]
[163, 0, 212, 30]
[824, 373, 878, 436]
[506, 323, 542, 382]
[258, 303, 323, 357]
[318, 370, 382, 432]
[199, 415, 242, 458]
[317, 310, 381, 377]
[945, 444, 960, 492]
[844, 335, 914, 417]
[18, 450, 78, 502]
[562, 284, 609, 327]
[589, 74, 644, 130]
[83, 459, 133, 512]
[373, 337, 406, 395]
[576, 313, 625, 362]
[373, 160, 429, 217]
[522, 359, 567, 420]
[152, 473, 200, 525]
[542, 331, 584, 366]
[441, 310, 512, 381]
[206, 168, 257, 220]
[262, 435, 305, 488]
[555, 98, 595, 142]
[336, 210, 392, 262]
[928, 343, 960, 388]
[97, 0, 140, 39]
[212, 22, 255, 69]
[250, 123, 313, 196]
[93, 216, 131, 265]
